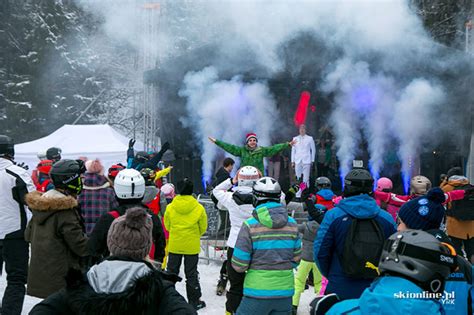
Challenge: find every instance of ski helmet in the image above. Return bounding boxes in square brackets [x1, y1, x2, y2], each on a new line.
[315, 177, 331, 190]
[46, 147, 62, 161]
[238, 166, 261, 187]
[114, 169, 145, 200]
[343, 168, 374, 197]
[135, 151, 150, 164]
[253, 177, 281, 206]
[37, 159, 53, 175]
[140, 168, 156, 186]
[410, 175, 431, 195]
[161, 183, 175, 199]
[0, 135, 14, 159]
[376, 177, 393, 192]
[49, 159, 85, 195]
[379, 230, 457, 295]
[37, 150, 47, 160]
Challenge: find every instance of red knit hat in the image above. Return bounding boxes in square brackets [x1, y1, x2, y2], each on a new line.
[246, 133, 258, 143]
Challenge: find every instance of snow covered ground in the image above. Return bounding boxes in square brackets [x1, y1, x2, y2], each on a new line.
[2, 259, 316, 314]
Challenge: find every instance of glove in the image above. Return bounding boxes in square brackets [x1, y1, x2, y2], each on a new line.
[128, 138, 136, 149]
[465, 187, 474, 197]
[289, 183, 300, 194]
[15, 162, 29, 170]
[301, 188, 311, 201]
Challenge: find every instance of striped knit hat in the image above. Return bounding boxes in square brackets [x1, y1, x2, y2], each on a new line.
[246, 133, 258, 143]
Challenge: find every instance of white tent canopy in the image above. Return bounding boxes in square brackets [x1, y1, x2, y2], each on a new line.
[14, 124, 142, 172]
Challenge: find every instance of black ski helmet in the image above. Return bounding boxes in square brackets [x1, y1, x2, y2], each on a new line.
[135, 151, 150, 164]
[315, 177, 331, 190]
[0, 135, 14, 159]
[379, 230, 457, 295]
[343, 168, 373, 197]
[49, 159, 85, 195]
[46, 147, 62, 161]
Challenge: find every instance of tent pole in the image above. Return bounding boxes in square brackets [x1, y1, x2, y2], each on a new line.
[72, 89, 106, 125]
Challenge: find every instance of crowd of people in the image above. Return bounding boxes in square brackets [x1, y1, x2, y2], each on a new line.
[0, 127, 473, 315]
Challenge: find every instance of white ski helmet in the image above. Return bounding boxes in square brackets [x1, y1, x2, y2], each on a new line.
[253, 177, 281, 204]
[410, 175, 432, 195]
[238, 166, 260, 187]
[114, 169, 145, 199]
[37, 150, 47, 160]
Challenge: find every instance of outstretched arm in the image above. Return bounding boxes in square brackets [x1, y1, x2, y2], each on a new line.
[262, 141, 292, 157]
[212, 138, 243, 157]
[141, 142, 170, 170]
[127, 138, 136, 168]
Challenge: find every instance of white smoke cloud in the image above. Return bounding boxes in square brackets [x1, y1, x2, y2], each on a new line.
[392, 79, 445, 184]
[75, 0, 463, 185]
[179, 66, 279, 179]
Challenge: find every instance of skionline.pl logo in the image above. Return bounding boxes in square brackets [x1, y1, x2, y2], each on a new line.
[394, 291, 455, 301]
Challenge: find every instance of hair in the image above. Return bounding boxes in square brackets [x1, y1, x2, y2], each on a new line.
[223, 157, 235, 167]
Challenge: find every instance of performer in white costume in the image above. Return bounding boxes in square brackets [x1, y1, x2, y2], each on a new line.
[291, 124, 316, 185]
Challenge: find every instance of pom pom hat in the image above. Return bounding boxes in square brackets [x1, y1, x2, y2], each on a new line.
[246, 133, 258, 143]
[398, 188, 446, 230]
[107, 207, 153, 260]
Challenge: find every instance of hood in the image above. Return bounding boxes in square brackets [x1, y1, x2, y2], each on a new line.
[232, 189, 254, 205]
[337, 194, 380, 219]
[83, 173, 110, 189]
[87, 260, 152, 294]
[25, 190, 78, 225]
[317, 189, 335, 200]
[253, 202, 288, 229]
[447, 175, 469, 187]
[142, 186, 159, 204]
[169, 195, 200, 215]
[0, 158, 13, 170]
[359, 276, 444, 314]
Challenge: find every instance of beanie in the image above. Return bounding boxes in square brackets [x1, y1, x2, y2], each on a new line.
[85, 159, 104, 174]
[246, 133, 258, 143]
[177, 178, 193, 195]
[398, 188, 445, 231]
[107, 207, 153, 260]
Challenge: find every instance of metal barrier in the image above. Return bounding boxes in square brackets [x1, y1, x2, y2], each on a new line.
[197, 196, 307, 264]
[197, 195, 229, 264]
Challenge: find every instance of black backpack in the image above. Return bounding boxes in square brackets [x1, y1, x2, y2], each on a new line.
[339, 217, 385, 279]
[447, 184, 474, 221]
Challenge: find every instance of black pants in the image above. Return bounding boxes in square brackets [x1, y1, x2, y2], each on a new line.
[167, 253, 201, 303]
[226, 247, 246, 313]
[220, 259, 228, 278]
[0, 230, 29, 315]
[450, 236, 474, 263]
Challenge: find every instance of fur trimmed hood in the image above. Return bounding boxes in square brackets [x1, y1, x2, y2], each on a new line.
[26, 190, 78, 211]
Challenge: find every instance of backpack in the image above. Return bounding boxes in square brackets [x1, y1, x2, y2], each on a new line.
[340, 217, 385, 279]
[447, 184, 474, 221]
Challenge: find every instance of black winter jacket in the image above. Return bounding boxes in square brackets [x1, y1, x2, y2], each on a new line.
[87, 203, 166, 263]
[29, 257, 196, 315]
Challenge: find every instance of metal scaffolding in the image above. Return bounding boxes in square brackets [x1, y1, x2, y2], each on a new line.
[140, 1, 161, 151]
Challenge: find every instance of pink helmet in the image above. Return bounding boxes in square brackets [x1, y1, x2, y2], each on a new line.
[376, 177, 393, 192]
[161, 183, 176, 199]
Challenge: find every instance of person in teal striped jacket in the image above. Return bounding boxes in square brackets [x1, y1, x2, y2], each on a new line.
[232, 177, 301, 315]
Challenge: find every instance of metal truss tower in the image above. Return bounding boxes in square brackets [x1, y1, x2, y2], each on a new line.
[140, 1, 161, 151]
